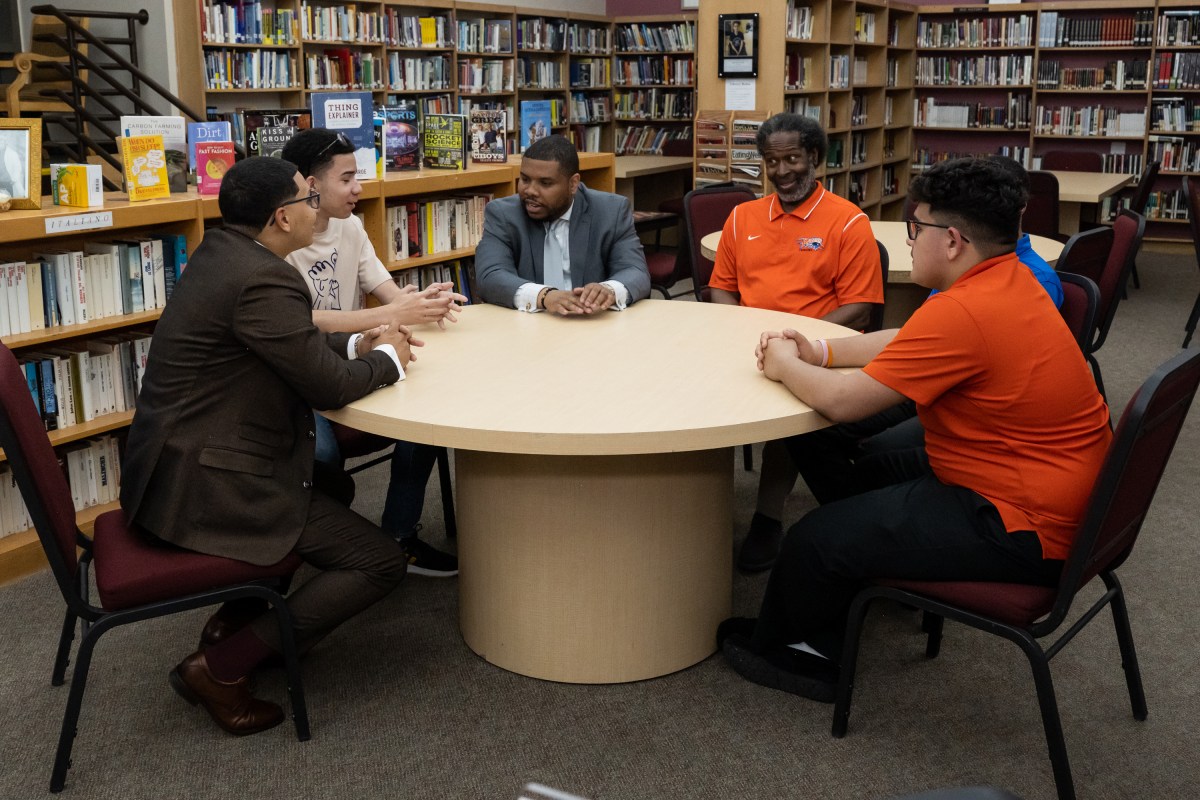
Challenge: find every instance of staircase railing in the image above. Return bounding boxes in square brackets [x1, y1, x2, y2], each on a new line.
[28, 5, 206, 189]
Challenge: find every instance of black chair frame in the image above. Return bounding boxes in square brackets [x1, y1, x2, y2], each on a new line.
[832, 347, 1200, 800]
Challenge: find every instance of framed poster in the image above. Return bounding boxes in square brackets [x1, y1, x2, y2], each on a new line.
[0, 118, 42, 210]
[718, 13, 758, 78]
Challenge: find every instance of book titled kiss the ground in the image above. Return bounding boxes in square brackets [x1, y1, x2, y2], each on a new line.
[243, 108, 312, 157]
[119, 135, 171, 202]
[421, 113, 467, 169]
[310, 91, 377, 179]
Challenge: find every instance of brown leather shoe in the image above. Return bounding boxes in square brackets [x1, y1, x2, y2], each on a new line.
[169, 651, 285, 736]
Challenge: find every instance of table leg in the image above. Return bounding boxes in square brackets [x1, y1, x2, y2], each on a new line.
[456, 447, 733, 683]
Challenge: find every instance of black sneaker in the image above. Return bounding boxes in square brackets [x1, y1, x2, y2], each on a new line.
[736, 513, 784, 573]
[399, 537, 459, 577]
[722, 633, 839, 703]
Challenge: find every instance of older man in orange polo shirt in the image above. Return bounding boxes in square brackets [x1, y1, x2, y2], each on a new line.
[709, 112, 883, 573]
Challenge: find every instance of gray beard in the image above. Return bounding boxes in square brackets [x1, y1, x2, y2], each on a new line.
[774, 170, 817, 205]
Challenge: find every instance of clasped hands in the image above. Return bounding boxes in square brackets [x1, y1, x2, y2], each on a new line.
[756, 328, 821, 381]
[389, 281, 468, 329]
[356, 322, 424, 368]
[544, 283, 616, 316]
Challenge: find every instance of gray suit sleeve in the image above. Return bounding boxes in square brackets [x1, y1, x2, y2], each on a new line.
[475, 201, 526, 308]
[603, 194, 652, 304]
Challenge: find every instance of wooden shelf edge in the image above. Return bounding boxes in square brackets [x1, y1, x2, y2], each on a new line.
[0, 501, 117, 587]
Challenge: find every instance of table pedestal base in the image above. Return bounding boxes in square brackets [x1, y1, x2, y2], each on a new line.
[456, 447, 733, 683]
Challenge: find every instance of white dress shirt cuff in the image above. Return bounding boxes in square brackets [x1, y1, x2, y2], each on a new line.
[602, 280, 629, 310]
[349, 334, 405, 379]
[515, 281, 547, 313]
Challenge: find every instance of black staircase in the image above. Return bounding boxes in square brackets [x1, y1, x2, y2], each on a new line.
[27, 5, 206, 190]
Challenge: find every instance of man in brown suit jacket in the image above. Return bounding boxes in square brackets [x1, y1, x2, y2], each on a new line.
[120, 157, 417, 736]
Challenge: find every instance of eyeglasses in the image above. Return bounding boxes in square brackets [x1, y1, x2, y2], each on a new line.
[315, 131, 353, 160]
[905, 218, 970, 244]
[270, 190, 320, 224]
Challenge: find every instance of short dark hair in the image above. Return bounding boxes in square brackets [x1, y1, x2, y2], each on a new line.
[219, 156, 300, 230]
[524, 134, 579, 178]
[757, 113, 827, 164]
[280, 127, 355, 178]
[908, 157, 1027, 253]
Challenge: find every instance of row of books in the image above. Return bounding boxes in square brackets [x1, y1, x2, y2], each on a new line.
[612, 88, 693, 121]
[569, 92, 611, 126]
[854, 11, 878, 45]
[517, 19, 567, 53]
[1037, 11, 1156, 48]
[1034, 106, 1147, 137]
[917, 15, 1035, 49]
[457, 17, 512, 55]
[1, 236, 184, 338]
[570, 59, 612, 90]
[205, 48, 299, 91]
[17, 332, 151, 431]
[0, 434, 123, 539]
[912, 146, 1032, 172]
[386, 13, 451, 49]
[1036, 60, 1149, 92]
[785, 96, 823, 125]
[200, 0, 296, 46]
[1149, 135, 1200, 173]
[829, 55, 853, 91]
[392, 260, 474, 304]
[1151, 98, 1200, 133]
[915, 55, 1034, 88]
[305, 50, 386, 91]
[1154, 52, 1200, 91]
[384, 194, 492, 263]
[567, 124, 604, 154]
[1157, 10, 1200, 47]
[614, 22, 694, 54]
[787, 1, 814, 41]
[567, 23, 612, 56]
[299, 3, 389, 45]
[613, 124, 689, 157]
[785, 53, 814, 92]
[612, 56, 693, 88]
[914, 95, 1032, 130]
[388, 53, 452, 92]
[458, 58, 513, 95]
[517, 58, 565, 90]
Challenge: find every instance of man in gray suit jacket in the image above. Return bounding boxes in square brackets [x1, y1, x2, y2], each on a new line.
[121, 157, 417, 737]
[475, 135, 650, 315]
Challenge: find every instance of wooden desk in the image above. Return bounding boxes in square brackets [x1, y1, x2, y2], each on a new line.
[510, 152, 616, 193]
[1044, 171, 1131, 234]
[614, 154, 693, 203]
[324, 301, 848, 684]
[699, 223, 1065, 328]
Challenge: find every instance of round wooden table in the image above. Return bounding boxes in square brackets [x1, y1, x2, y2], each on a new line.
[325, 301, 850, 683]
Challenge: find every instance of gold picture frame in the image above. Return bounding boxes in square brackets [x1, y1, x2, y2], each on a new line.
[0, 117, 42, 210]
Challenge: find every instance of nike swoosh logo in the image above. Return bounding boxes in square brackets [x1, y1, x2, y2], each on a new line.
[748, 234, 762, 240]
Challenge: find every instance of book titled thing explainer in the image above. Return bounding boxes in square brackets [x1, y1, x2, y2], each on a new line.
[311, 91, 377, 179]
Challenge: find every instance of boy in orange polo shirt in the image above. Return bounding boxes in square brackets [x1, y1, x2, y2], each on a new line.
[719, 158, 1111, 702]
[709, 113, 884, 573]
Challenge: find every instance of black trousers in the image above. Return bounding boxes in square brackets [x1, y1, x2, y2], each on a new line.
[249, 491, 409, 653]
[758, 408, 1062, 658]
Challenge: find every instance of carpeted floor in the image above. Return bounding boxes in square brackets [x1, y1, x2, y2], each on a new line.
[0, 247, 1196, 800]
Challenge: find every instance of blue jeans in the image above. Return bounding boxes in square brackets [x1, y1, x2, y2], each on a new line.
[313, 414, 436, 540]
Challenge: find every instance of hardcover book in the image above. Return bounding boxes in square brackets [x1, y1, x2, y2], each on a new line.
[186, 120, 233, 171]
[256, 125, 295, 158]
[382, 102, 421, 172]
[421, 113, 467, 170]
[120, 115, 188, 192]
[242, 108, 312, 157]
[469, 109, 507, 163]
[519, 100, 552, 151]
[196, 141, 236, 195]
[310, 91, 377, 179]
[119, 134, 171, 202]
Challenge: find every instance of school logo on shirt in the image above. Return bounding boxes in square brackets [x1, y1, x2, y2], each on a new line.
[796, 237, 825, 251]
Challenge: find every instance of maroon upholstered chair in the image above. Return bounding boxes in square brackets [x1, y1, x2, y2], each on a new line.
[1040, 151, 1103, 172]
[867, 239, 889, 333]
[1058, 211, 1145, 398]
[0, 343, 310, 793]
[1182, 176, 1200, 347]
[1055, 272, 1100, 354]
[1023, 170, 1064, 242]
[681, 184, 757, 302]
[831, 347, 1200, 800]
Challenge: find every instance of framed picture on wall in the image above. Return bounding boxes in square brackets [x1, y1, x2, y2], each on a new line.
[717, 13, 758, 78]
[0, 118, 42, 209]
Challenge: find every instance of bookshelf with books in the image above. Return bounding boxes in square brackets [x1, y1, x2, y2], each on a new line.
[566, 13, 614, 154]
[844, 1, 890, 212]
[455, 3, 517, 150]
[0, 194, 205, 584]
[516, 12, 569, 151]
[883, 3, 916, 218]
[199, 0, 305, 114]
[1145, 0, 1200, 231]
[612, 16, 696, 156]
[384, 0, 456, 113]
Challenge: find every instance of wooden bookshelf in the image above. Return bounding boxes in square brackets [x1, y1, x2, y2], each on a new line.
[612, 15, 696, 156]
